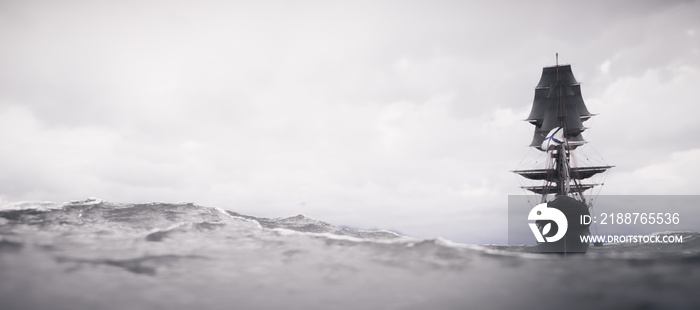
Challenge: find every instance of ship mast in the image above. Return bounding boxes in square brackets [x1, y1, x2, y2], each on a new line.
[513, 54, 612, 204]
[554, 53, 575, 199]
[555, 53, 570, 197]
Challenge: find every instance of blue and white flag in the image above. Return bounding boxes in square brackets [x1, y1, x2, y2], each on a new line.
[541, 127, 565, 150]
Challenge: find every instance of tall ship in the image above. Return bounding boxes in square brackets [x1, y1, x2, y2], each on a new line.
[513, 55, 613, 253]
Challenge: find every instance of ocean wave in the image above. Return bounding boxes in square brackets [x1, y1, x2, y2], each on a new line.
[2, 199, 700, 309]
[2, 199, 699, 257]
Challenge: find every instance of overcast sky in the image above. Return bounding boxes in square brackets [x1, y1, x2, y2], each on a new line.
[1, 0, 699, 243]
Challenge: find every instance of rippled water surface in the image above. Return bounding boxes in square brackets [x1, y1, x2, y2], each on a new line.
[1, 199, 699, 310]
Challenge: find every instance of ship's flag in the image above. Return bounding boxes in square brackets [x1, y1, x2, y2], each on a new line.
[541, 127, 565, 150]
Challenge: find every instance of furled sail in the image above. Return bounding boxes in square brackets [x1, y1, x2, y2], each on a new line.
[513, 166, 613, 183]
[521, 184, 597, 195]
[527, 65, 592, 151]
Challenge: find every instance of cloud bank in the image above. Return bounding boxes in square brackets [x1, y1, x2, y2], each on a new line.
[1, 0, 698, 243]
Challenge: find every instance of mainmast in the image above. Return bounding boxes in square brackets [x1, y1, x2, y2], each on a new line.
[514, 54, 612, 203]
[555, 52, 570, 197]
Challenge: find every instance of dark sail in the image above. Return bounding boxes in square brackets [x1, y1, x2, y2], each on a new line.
[527, 65, 592, 150]
[521, 184, 597, 195]
[515, 60, 613, 198]
[513, 166, 613, 183]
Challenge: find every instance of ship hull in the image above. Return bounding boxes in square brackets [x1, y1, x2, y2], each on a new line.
[535, 195, 591, 254]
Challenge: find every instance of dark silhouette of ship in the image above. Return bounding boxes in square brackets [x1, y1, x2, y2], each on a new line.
[513, 55, 613, 253]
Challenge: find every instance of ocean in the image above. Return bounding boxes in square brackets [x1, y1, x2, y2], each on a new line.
[1, 198, 698, 310]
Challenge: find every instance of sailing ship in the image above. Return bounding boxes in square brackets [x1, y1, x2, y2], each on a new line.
[513, 54, 612, 253]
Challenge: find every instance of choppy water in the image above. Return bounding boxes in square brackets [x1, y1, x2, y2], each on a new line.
[1, 198, 699, 310]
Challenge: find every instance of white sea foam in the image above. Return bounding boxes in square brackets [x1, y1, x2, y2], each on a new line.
[0, 200, 62, 211]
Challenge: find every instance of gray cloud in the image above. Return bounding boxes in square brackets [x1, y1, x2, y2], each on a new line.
[1, 0, 699, 243]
